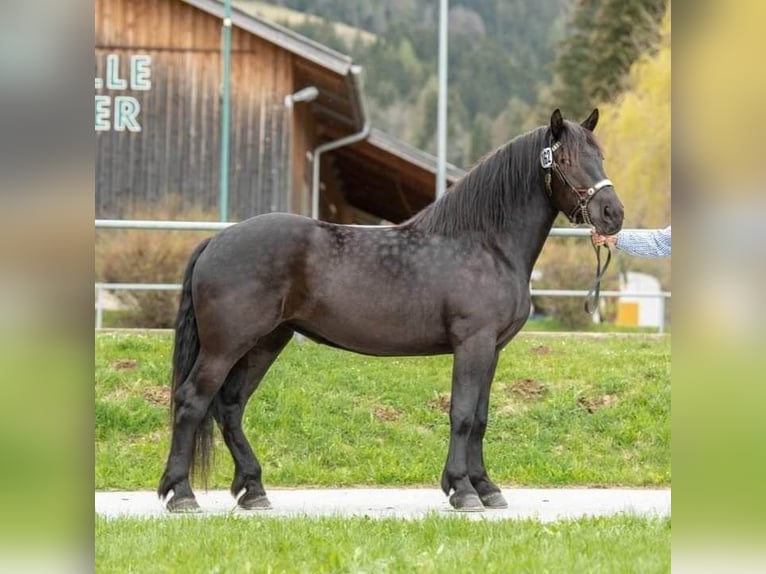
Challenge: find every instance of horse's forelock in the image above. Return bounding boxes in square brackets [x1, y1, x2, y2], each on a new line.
[559, 121, 603, 163]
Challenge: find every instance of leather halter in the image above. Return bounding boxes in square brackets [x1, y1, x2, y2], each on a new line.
[539, 138, 614, 315]
[540, 140, 614, 226]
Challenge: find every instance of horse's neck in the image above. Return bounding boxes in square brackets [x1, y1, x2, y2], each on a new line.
[405, 141, 558, 274]
[487, 144, 557, 275]
[498, 194, 558, 278]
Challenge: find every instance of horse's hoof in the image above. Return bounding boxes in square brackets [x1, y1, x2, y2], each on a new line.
[449, 492, 484, 512]
[480, 491, 508, 509]
[166, 496, 202, 513]
[238, 493, 271, 510]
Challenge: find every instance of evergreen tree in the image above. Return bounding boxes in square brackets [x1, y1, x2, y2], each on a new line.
[547, 0, 667, 118]
[548, 0, 603, 118]
[588, 0, 667, 103]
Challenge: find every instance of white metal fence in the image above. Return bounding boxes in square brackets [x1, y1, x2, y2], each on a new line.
[95, 220, 671, 331]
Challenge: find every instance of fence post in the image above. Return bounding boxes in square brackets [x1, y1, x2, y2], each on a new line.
[96, 286, 104, 330]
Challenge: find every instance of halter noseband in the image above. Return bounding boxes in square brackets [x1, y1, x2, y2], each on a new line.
[540, 140, 613, 226]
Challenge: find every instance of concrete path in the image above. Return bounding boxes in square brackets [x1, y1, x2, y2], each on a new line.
[96, 488, 670, 522]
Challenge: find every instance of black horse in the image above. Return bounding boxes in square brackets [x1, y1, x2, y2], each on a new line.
[158, 109, 624, 512]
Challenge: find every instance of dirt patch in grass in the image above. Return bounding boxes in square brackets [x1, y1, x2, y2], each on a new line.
[577, 394, 619, 413]
[507, 379, 548, 401]
[142, 386, 171, 406]
[373, 405, 402, 422]
[427, 393, 451, 413]
[496, 402, 525, 416]
[529, 345, 553, 355]
[111, 359, 138, 370]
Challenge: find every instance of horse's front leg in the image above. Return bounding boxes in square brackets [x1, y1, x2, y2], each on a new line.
[441, 332, 497, 511]
[466, 349, 508, 509]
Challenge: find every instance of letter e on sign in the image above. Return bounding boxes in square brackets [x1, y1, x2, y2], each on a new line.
[131, 56, 152, 90]
[95, 95, 111, 132]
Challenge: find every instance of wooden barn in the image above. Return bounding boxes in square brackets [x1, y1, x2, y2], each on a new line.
[95, 0, 464, 223]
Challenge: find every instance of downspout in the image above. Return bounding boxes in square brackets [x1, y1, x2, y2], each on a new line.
[219, 0, 233, 222]
[311, 65, 371, 220]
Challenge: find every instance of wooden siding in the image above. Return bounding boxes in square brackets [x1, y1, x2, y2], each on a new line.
[95, 0, 293, 220]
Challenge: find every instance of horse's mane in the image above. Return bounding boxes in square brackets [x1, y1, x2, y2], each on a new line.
[405, 122, 601, 237]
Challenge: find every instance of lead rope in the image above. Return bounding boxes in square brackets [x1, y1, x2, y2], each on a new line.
[584, 241, 612, 314]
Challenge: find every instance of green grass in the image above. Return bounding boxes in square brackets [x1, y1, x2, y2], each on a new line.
[96, 332, 670, 490]
[95, 514, 670, 573]
[99, 309, 145, 329]
[522, 316, 665, 333]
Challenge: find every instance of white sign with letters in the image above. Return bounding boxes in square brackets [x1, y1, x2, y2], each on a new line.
[95, 54, 152, 132]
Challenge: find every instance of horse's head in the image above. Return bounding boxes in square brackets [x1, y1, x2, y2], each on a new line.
[542, 108, 624, 236]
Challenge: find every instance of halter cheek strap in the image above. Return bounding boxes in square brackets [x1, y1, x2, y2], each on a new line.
[542, 142, 613, 225]
[540, 141, 561, 194]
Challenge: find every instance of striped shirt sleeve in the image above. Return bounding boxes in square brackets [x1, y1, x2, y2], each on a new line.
[615, 226, 671, 258]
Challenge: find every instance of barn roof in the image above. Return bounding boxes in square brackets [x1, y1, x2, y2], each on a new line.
[183, 0, 354, 75]
[180, 0, 465, 222]
[333, 129, 467, 222]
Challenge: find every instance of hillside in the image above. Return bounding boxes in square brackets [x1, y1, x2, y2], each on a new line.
[233, 1, 376, 47]
[238, 0, 572, 167]
[239, 0, 668, 183]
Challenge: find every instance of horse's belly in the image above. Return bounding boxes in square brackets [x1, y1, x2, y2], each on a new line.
[290, 309, 450, 356]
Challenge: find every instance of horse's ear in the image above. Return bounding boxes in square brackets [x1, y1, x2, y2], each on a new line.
[550, 109, 565, 140]
[581, 108, 599, 132]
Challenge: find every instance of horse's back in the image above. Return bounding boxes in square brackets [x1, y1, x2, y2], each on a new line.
[199, 212, 315, 264]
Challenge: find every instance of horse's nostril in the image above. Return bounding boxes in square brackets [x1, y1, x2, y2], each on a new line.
[603, 204, 611, 217]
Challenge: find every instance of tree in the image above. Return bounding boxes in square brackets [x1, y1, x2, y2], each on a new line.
[544, 0, 667, 119]
[547, 0, 602, 118]
[588, 0, 667, 103]
[596, 4, 671, 228]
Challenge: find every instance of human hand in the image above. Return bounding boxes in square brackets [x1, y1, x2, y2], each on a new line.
[590, 229, 617, 249]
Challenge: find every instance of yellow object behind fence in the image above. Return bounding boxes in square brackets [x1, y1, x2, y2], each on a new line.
[616, 301, 639, 326]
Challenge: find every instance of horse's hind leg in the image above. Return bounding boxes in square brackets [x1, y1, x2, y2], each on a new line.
[467, 351, 508, 509]
[214, 326, 293, 510]
[160, 350, 238, 512]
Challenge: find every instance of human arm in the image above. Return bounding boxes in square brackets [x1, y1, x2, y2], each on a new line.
[591, 226, 671, 258]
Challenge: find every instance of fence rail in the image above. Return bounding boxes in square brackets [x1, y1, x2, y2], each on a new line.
[95, 220, 671, 331]
[96, 219, 236, 231]
[96, 219, 644, 236]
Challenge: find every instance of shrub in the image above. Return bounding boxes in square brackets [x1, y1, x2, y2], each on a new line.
[534, 236, 619, 330]
[96, 198, 214, 328]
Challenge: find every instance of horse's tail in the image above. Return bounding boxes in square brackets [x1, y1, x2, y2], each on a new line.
[170, 236, 213, 486]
